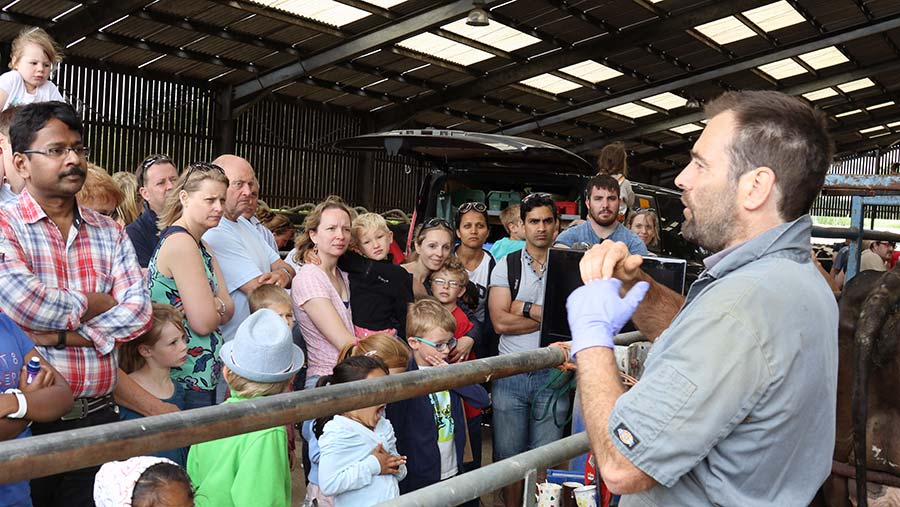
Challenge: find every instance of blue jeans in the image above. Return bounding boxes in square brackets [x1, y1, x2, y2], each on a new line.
[491, 368, 571, 461]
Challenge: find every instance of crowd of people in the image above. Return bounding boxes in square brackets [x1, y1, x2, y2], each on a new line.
[0, 23, 870, 507]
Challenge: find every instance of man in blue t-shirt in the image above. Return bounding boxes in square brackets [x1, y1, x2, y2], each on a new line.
[554, 174, 648, 255]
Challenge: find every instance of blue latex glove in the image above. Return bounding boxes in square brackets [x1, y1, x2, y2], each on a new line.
[566, 279, 650, 357]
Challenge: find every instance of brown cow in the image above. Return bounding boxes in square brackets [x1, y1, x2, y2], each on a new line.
[820, 265, 900, 507]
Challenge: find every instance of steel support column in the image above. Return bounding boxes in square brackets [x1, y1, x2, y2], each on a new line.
[214, 85, 236, 156]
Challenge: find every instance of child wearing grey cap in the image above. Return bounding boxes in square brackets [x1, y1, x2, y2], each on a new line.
[187, 309, 304, 507]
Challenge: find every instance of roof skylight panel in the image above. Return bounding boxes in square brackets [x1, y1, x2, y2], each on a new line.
[642, 92, 687, 110]
[397, 33, 494, 66]
[694, 16, 757, 45]
[757, 58, 808, 79]
[835, 109, 862, 118]
[670, 123, 703, 134]
[261, 0, 372, 27]
[802, 88, 839, 101]
[868, 101, 895, 111]
[742, 1, 806, 32]
[607, 103, 657, 119]
[798, 46, 849, 70]
[442, 19, 541, 52]
[837, 78, 876, 92]
[860, 126, 885, 134]
[559, 61, 622, 83]
[519, 74, 581, 94]
[888, 121, 900, 127]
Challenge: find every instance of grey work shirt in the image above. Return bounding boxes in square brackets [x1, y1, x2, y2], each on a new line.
[611, 215, 838, 507]
[489, 247, 546, 354]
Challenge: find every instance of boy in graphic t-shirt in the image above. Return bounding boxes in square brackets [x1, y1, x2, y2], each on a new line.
[385, 299, 488, 498]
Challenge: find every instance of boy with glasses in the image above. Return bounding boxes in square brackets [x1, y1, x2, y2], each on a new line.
[386, 298, 488, 503]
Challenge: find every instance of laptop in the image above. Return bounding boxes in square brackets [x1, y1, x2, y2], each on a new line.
[540, 248, 687, 345]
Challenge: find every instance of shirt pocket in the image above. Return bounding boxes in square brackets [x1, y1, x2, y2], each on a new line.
[624, 364, 697, 445]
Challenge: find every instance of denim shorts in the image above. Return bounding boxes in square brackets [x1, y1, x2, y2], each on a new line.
[491, 368, 571, 461]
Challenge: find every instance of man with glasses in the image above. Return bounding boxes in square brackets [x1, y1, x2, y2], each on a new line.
[202, 154, 296, 401]
[488, 192, 569, 507]
[0, 101, 152, 507]
[126, 153, 179, 268]
[861, 239, 894, 272]
[555, 174, 647, 255]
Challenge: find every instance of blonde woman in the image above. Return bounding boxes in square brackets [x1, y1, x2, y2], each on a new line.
[627, 208, 661, 252]
[111, 171, 141, 225]
[148, 162, 234, 408]
[291, 197, 358, 388]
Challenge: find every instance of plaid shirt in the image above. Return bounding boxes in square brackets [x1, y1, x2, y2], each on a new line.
[0, 189, 151, 398]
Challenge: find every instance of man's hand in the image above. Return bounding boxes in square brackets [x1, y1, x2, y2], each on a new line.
[579, 242, 644, 287]
[257, 271, 289, 288]
[567, 279, 649, 357]
[371, 442, 406, 475]
[84, 292, 117, 321]
[448, 336, 474, 363]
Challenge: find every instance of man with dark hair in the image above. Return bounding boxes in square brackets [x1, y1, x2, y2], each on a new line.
[567, 90, 838, 505]
[0, 101, 152, 506]
[126, 153, 179, 267]
[554, 174, 647, 254]
[488, 192, 568, 507]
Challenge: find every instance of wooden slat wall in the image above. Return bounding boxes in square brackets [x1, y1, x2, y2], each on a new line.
[54, 63, 216, 174]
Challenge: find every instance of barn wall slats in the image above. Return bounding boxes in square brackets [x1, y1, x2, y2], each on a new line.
[814, 147, 900, 220]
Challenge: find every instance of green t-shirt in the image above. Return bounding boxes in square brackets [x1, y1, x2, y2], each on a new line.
[187, 396, 291, 507]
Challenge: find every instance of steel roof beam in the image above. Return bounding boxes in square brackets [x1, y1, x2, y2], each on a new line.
[497, 13, 900, 137]
[49, 0, 151, 45]
[570, 59, 900, 153]
[373, 0, 775, 129]
[232, 0, 476, 102]
[89, 32, 259, 74]
[132, 9, 301, 57]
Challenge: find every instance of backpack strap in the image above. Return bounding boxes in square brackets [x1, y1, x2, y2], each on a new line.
[506, 249, 522, 300]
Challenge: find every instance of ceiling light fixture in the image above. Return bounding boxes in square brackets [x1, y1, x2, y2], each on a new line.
[467, 0, 490, 27]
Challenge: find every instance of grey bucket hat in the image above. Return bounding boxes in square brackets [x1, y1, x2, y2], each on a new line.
[220, 309, 304, 383]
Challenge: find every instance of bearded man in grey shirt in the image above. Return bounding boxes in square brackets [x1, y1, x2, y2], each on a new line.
[566, 90, 839, 506]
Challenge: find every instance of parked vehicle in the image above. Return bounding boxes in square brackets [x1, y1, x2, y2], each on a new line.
[335, 130, 705, 286]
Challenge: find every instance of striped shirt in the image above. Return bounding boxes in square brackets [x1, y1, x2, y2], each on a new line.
[0, 189, 151, 398]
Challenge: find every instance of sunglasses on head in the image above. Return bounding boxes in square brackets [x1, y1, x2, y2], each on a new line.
[184, 161, 225, 179]
[136, 154, 173, 185]
[457, 202, 487, 214]
[522, 192, 552, 205]
[422, 217, 452, 230]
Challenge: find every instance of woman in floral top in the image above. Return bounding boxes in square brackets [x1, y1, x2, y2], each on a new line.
[148, 162, 234, 408]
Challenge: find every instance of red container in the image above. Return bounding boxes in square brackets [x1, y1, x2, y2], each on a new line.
[556, 201, 577, 216]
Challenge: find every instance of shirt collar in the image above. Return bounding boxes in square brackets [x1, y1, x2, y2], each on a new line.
[702, 215, 813, 279]
[18, 188, 101, 228]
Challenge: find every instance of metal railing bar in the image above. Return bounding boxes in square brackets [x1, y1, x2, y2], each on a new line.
[377, 433, 591, 507]
[0, 347, 566, 483]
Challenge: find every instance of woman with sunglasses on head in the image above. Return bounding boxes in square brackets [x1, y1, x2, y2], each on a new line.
[147, 162, 235, 409]
[453, 202, 498, 355]
[402, 218, 455, 299]
[626, 208, 661, 253]
[291, 197, 360, 389]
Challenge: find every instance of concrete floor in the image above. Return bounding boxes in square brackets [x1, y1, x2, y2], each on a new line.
[290, 424, 504, 507]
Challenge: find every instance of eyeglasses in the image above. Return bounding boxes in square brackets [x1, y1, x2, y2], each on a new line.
[22, 146, 90, 159]
[522, 192, 552, 205]
[136, 154, 173, 186]
[430, 277, 463, 288]
[184, 161, 225, 180]
[413, 336, 457, 352]
[457, 202, 487, 214]
[422, 217, 452, 230]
